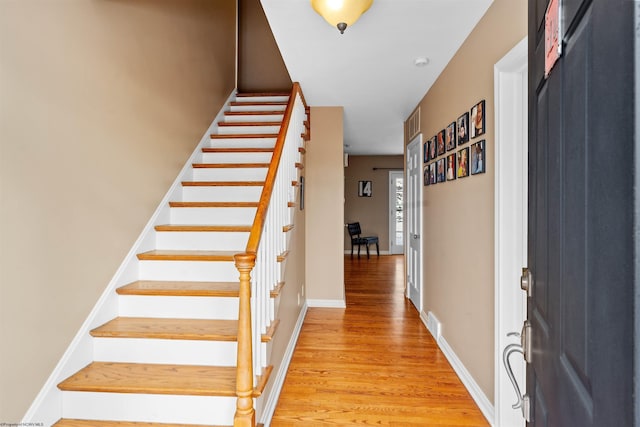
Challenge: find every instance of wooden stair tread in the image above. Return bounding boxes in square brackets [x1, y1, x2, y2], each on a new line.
[298, 146, 306, 154]
[236, 92, 289, 97]
[229, 101, 287, 106]
[137, 250, 237, 262]
[117, 280, 239, 297]
[192, 163, 269, 168]
[277, 250, 289, 262]
[155, 224, 251, 232]
[224, 110, 285, 116]
[58, 362, 237, 396]
[53, 420, 227, 427]
[270, 281, 285, 298]
[181, 181, 264, 187]
[202, 147, 273, 153]
[218, 121, 282, 126]
[169, 201, 259, 208]
[210, 133, 278, 139]
[58, 362, 273, 397]
[91, 317, 238, 341]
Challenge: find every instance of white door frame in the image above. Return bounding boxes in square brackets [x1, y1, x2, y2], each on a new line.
[494, 37, 528, 427]
[405, 134, 423, 311]
[389, 170, 404, 254]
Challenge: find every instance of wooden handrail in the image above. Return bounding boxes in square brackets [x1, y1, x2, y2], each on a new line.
[245, 82, 306, 254]
[234, 83, 306, 427]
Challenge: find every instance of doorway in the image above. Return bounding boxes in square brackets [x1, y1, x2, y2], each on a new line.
[406, 134, 423, 311]
[494, 37, 527, 427]
[388, 171, 404, 255]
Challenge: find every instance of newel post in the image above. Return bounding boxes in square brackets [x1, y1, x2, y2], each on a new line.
[234, 252, 256, 427]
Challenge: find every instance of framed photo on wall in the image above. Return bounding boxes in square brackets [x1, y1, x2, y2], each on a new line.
[457, 147, 470, 178]
[429, 136, 437, 160]
[446, 122, 456, 151]
[446, 154, 456, 181]
[437, 130, 446, 156]
[424, 167, 430, 186]
[436, 158, 446, 183]
[471, 140, 486, 175]
[424, 141, 429, 163]
[358, 180, 372, 197]
[430, 162, 437, 185]
[457, 112, 470, 145]
[471, 99, 486, 138]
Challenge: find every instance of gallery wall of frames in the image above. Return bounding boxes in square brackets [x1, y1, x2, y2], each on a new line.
[423, 99, 486, 186]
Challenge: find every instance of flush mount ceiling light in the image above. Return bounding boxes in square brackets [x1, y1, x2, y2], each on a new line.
[311, 0, 373, 34]
[414, 57, 430, 67]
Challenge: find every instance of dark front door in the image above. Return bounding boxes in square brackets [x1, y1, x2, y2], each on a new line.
[528, 0, 636, 426]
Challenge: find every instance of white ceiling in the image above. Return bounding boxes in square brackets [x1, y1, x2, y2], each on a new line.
[261, 0, 494, 155]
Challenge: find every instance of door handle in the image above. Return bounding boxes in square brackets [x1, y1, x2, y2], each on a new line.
[503, 341, 531, 421]
[412, 234, 420, 239]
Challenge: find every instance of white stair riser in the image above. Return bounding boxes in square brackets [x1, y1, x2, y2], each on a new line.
[191, 168, 267, 181]
[155, 231, 248, 251]
[138, 260, 239, 282]
[93, 338, 237, 366]
[170, 207, 257, 225]
[119, 295, 239, 320]
[235, 95, 289, 103]
[200, 152, 273, 164]
[209, 137, 277, 149]
[230, 104, 286, 112]
[224, 114, 284, 123]
[62, 392, 235, 425]
[181, 186, 263, 202]
[218, 125, 281, 135]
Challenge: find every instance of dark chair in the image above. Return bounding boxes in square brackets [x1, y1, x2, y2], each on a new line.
[346, 222, 379, 259]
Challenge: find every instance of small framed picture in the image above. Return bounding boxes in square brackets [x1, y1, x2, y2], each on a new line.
[471, 100, 486, 138]
[471, 140, 486, 175]
[457, 147, 470, 178]
[358, 180, 372, 197]
[436, 158, 446, 183]
[423, 141, 429, 163]
[437, 130, 446, 156]
[424, 167, 430, 186]
[457, 112, 470, 145]
[446, 154, 456, 181]
[430, 162, 437, 185]
[446, 122, 457, 152]
[429, 136, 437, 161]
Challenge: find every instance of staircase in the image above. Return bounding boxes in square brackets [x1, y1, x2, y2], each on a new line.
[51, 89, 307, 427]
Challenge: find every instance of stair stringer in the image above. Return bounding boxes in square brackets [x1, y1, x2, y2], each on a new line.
[21, 89, 237, 426]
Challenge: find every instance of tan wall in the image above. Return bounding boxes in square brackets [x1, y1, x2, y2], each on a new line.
[407, 0, 526, 403]
[238, 0, 292, 93]
[344, 155, 404, 252]
[305, 107, 345, 302]
[0, 0, 236, 420]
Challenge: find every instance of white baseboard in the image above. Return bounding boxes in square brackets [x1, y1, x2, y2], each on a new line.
[260, 302, 308, 426]
[306, 299, 347, 308]
[437, 336, 495, 426]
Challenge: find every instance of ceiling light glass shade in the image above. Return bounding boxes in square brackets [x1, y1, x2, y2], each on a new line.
[311, 0, 373, 34]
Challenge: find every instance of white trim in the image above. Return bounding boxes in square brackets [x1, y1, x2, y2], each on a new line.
[22, 89, 237, 425]
[494, 37, 528, 427]
[405, 135, 423, 312]
[438, 336, 495, 426]
[260, 302, 308, 426]
[306, 299, 347, 308]
[388, 170, 405, 254]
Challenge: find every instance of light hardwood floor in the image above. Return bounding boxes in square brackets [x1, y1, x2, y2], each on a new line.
[271, 255, 489, 426]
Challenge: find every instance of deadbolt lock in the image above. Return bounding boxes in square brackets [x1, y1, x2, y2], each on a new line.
[521, 267, 534, 298]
